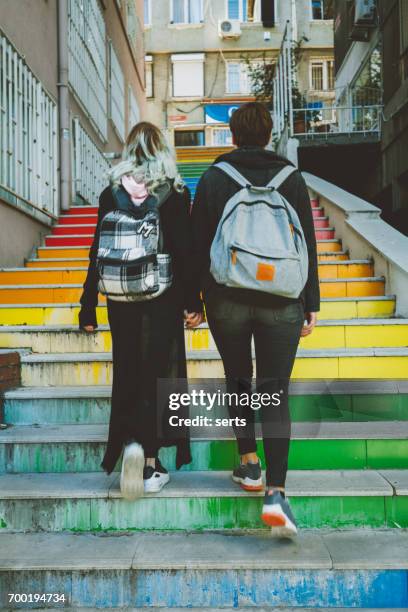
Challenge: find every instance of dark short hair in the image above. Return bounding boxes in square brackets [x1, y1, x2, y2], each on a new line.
[229, 102, 273, 147]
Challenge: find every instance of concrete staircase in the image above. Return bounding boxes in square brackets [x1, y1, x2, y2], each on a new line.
[0, 146, 407, 609]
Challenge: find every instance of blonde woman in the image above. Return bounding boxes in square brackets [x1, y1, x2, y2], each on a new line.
[79, 122, 203, 499]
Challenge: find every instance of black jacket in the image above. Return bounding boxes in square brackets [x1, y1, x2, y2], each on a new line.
[191, 146, 320, 313]
[78, 184, 203, 329]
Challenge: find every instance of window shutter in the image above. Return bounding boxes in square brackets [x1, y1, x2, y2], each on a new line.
[261, 0, 275, 27]
[228, 0, 240, 20]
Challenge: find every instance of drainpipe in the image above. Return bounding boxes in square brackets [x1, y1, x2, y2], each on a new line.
[57, 0, 71, 212]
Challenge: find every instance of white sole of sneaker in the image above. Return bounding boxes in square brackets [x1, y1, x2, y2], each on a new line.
[232, 474, 263, 491]
[120, 442, 144, 500]
[261, 503, 298, 537]
[144, 472, 170, 493]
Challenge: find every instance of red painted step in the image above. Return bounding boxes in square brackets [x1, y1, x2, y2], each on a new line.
[45, 235, 94, 247]
[59, 215, 98, 225]
[52, 225, 96, 236]
[313, 218, 329, 229]
[315, 228, 335, 240]
[67, 206, 99, 215]
[310, 198, 319, 208]
[312, 208, 324, 218]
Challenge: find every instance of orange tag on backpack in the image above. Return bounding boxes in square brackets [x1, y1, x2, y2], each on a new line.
[256, 262, 275, 281]
[231, 250, 237, 265]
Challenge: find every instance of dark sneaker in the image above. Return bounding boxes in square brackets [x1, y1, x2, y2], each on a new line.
[120, 442, 144, 500]
[232, 461, 263, 491]
[143, 458, 170, 493]
[261, 490, 298, 537]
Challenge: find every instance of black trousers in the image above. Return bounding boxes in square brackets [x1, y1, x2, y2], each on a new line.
[205, 287, 304, 487]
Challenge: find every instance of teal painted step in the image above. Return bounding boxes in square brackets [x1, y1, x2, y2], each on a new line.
[1, 423, 408, 473]
[0, 470, 405, 531]
[4, 381, 408, 425]
[1, 531, 407, 607]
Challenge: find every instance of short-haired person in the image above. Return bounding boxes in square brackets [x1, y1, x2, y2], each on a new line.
[191, 102, 320, 536]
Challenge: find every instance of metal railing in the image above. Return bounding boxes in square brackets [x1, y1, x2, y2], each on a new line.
[68, 0, 107, 141]
[72, 118, 111, 206]
[272, 21, 294, 141]
[0, 31, 59, 216]
[291, 104, 382, 136]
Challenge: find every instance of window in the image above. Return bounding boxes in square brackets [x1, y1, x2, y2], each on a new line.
[310, 60, 335, 91]
[227, 0, 260, 22]
[144, 0, 151, 25]
[226, 62, 250, 94]
[311, 0, 334, 20]
[172, 53, 204, 97]
[174, 130, 205, 146]
[109, 42, 126, 141]
[128, 86, 140, 130]
[212, 128, 233, 146]
[145, 56, 153, 97]
[171, 0, 203, 24]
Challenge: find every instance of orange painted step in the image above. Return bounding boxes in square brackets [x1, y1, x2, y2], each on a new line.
[318, 262, 373, 279]
[37, 247, 90, 259]
[0, 269, 86, 284]
[26, 259, 89, 269]
[317, 241, 342, 253]
[318, 252, 349, 262]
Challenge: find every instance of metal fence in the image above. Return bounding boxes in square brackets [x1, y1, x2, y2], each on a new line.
[72, 118, 111, 206]
[68, 0, 107, 141]
[291, 104, 382, 136]
[0, 32, 59, 216]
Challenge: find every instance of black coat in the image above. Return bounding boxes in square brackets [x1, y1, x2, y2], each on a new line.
[191, 146, 320, 313]
[78, 185, 201, 473]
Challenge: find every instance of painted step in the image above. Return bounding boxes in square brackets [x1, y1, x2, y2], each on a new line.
[1, 423, 407, 474]
[312, 207, 325, 218]
[51, 224, 96, 236]
[315, 228, 335, 239]
[1, 319, 408, 353]
[314, 217, 330, 228]
[5, 381, 408, 425]
[26, 258, 89, 269]
[0, 277, 385, 304]
[17, 347, 408, 385]
[318, 251, 349, 261]
[0, 259, 374, 285]
[0, 470, 404, 532]
[316, 239, 342, 253]
[0, 297, 396, 326]
[310, 198, 320, 208]
[59, 214, 97, 225]
[44, 235, 94, 247]
[67, 205, 98, 215]
[37, 246, 90, 259]
[1, 531, 407, 608]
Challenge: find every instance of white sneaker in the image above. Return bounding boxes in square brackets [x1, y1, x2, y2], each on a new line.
[120, 442, 144, 500]
[143, 458, 170, 493]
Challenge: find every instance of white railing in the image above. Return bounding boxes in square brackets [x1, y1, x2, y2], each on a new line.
[68, 0, 107, 141]
[72, 118, 111, 206]
[128, 85, 140, 131]
[0, 32, 58, 216]
[272, 21, 294, 142]
[291, 104, 382, 136]
[109, 42, 126, 142]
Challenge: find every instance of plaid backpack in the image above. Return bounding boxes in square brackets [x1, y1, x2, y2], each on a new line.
[96, 182, 173, 302]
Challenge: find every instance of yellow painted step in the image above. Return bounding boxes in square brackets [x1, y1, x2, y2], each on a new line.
[316, 241, 342, 253]
[0, 298, 395, 327]
[318, 262, 373, 279]
[0, 269, 86, 284]
[318, 253, 349, 262]
[320, 278, 384, 298]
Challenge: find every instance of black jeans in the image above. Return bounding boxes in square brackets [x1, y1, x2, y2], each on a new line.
[205, 287, 304, 488]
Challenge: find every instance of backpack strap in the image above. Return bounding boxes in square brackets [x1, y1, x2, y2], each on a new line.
[266, 165, 297, 190]
[214, 162, 253, 188]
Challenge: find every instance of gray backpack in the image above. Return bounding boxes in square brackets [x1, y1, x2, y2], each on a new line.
[210, 162, 309, 298]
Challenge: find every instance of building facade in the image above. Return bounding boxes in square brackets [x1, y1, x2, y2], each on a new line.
[0, 0, 146, 266]
[144, 0, 335, 147]
[333, 0, 408, 234]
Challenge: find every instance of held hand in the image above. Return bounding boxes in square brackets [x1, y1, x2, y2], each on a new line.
[184, 311, 204, 329]
[301, 312, 317, 337]
[82, 325, 96, 333]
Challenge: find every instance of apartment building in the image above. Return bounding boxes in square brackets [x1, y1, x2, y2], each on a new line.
[144, 0, 335, 146]
[334, 0, 408, 234]
[0, 0, 146, 266]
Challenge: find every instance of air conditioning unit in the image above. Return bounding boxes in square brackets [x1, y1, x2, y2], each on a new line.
[354, 0, 376, 26]
[218, 19, 242, 39]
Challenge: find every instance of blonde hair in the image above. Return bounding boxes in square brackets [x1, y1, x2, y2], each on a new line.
[109, 121, 184, 194]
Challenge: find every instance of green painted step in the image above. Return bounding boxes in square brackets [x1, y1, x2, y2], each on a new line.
[4, 381, 408, 425]
[0, 469, 405, 531]
[1, 422, 407, 473]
